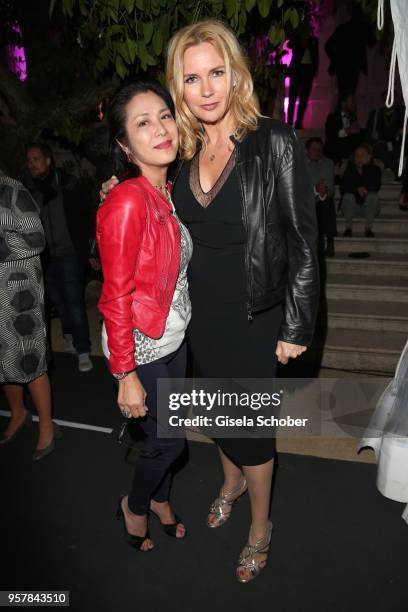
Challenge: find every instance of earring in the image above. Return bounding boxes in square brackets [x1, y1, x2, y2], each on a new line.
[126, 150, 132, 163]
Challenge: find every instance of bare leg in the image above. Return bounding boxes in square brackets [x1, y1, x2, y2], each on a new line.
[237, 459, 274, 581]
[243, 459, 274, 536]
[219, 445, 244, 488]
[121, 495, 154, 551]
[27, 373, 54, 451]
[207, 445, 245, 527]
[2, 384, 28, 438]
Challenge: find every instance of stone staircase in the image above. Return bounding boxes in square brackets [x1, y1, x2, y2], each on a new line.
[321, 172, 408, 374]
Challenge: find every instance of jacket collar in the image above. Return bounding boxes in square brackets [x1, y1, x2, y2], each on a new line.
[133, 175, 172, 208]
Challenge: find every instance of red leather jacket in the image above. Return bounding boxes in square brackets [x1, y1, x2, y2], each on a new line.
[96, 176, 181, 373]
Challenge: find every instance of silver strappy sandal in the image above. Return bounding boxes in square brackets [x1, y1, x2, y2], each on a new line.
[206, 478, 248, 528]
[236, 521, 273, 583]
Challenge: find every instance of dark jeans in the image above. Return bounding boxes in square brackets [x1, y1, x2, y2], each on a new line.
[44, 254, 90, 354]
[126, 342, 187, 515]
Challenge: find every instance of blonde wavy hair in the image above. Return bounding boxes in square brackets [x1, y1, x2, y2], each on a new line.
[166, 19, 261, 160]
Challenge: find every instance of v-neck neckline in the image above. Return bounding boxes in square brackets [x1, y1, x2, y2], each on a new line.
[189, 151, 235, 209]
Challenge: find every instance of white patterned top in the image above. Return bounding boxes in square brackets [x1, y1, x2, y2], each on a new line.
[102, 211, 192, 367]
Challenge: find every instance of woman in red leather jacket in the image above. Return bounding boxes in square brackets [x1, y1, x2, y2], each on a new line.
[96, 80, 192, 552]
[102, 21, 319, 582]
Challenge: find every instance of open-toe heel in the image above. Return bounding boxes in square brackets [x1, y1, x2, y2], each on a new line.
[207, 478, 247, 528]
[236, 521, 273, 583]
[149, 504, 187, 539]
[161, 513, 186, 538]
[116, 496, 153, 552]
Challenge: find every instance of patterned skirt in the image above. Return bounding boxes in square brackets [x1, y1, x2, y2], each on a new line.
[0, 256, 48, 384]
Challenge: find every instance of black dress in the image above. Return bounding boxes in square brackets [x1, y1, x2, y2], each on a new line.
[173, 153, 282, 466]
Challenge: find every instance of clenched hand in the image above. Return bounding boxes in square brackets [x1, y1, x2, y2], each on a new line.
[275, 340, 307, 365]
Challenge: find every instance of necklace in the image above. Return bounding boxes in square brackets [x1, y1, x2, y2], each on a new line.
[155, 184, 170, 198]
[155, 184, 175, 211]
[204, 141, 234, 163]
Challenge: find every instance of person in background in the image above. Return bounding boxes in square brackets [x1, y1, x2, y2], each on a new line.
[25, 143, 93, 372]
[366, 101, 405, 181]
[324, 5, 372, 94]
[287, 23, 319, 130]
[399, 165, 408, 211]
[325, 92, 364, 163]
[0, 170, 61, 460]
[305, 137, 336, 257]
[340, 143, 382, 238]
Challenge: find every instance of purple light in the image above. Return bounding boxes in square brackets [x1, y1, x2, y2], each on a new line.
[281, 41, 292, 67]
[281, 42, 293, 123]
[6, 24, 27, 81]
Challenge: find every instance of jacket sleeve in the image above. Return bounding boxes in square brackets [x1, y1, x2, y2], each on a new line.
[0, 182, 45, 264]
[96, 185, 147, 374]
[276, 128, 320, 346]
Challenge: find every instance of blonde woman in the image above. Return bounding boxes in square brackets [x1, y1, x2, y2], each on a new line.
[167, 20, 318, 582]
[102, 19, 319, 581]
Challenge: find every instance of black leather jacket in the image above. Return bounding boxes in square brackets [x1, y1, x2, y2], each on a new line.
[173, 117, 320, 347]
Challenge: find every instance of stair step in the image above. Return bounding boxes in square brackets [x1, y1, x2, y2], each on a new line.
[326, 299, 408, 332]
[333, 236, 408, 254]
[326, 275, 408, 302]
[336, 219, 408, 234]
[336, 207, 407, 221]
[321, 328, 406, 373]
[327, 254, 408, 277]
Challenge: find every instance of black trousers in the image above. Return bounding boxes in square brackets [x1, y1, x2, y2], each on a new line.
[125, 343, 187, 515]
[316, 197, 337, 241]
[288, 65, 315, 128]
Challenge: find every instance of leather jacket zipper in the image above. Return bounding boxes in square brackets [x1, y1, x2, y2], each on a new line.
[161, 227, 171, 305]
[234, 148, 253, 321]
[151, 193, 173, 307]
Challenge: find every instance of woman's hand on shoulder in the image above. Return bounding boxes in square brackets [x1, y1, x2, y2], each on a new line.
[99, 175, 119, 204]
[117, 371, 148, 418]
[275, 340, 307, 365]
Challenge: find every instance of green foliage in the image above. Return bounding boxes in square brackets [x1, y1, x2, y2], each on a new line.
[50, 0, 305, 89]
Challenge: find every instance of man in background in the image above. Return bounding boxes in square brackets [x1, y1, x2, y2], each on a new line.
[25, 143, 93, 372]
[366, 100, 405, 181]
[340, 143, 382, 238]
[305, 137, 336, 257]
[325, 5, 372, 94]
[325, 92, 364, 163]
[287, 23, 319, 130]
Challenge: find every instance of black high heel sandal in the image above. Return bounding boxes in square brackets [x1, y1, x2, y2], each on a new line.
[116, 496, 153, 552]
[150, 509, 186, 538]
